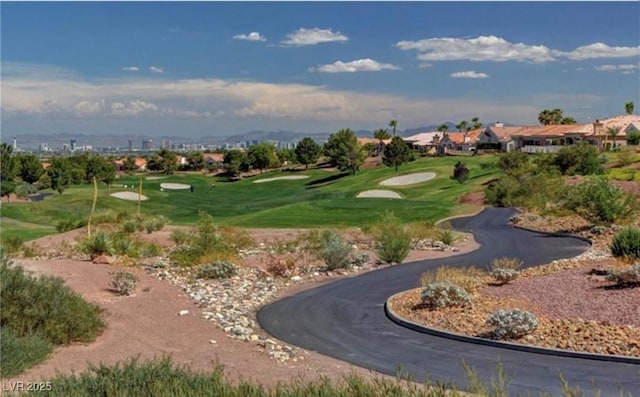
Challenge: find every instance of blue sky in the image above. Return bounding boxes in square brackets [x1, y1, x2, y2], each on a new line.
[2, 1, 639, 138]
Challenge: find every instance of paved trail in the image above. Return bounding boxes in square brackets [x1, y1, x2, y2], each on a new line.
[259, 207, 640, 395]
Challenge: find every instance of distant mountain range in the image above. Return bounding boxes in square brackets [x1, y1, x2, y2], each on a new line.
[4, 122, 473, 150]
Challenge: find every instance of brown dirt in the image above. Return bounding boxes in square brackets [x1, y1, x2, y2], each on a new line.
[6, 227, 479, 387]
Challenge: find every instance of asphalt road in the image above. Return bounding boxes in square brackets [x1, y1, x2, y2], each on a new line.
[258, 207, 640, 396]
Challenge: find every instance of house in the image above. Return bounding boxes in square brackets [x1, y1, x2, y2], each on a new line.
[511, 124, 592, 153]
[477, 122, 525, 152]
[114, 157, 147, 171]
[203, 153, 225, 169]
[439, 128, 484, 154]
[357, 137, 391, 156]
[402, 132, 444, 155]
[592, 114, 640, 149]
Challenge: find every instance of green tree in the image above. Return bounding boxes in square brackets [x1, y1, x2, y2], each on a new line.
[471, 117, 482, 130]
[496, 151, 530, 178]
[456, 120, 469, 132]
[388, 119, 398, 137]
[247, 142, 278, 173]
[15, 153, 43, 184]
[625, 101, 634, 115]
[223, 150, 246, 179]
[373, 129, 391, 140]
[0, 143, 17, 182]
[276, 148, 296, 166]
[561, 116, 576, 125]
[185, 151, 205, 171]
[324, 129, 367, 175]
[122, 157, 138, 173]
[538, 108, 576, 125]
[382, 136, 410, 173]
[627, 130, 640, 145]
[47, 157, 71, 195]
[0, 180, 16, 202]
[438, 123, 449, 133]
[452, 161, 470, 184]
[295, 137, 322, 170]
[148, 148, 177, 174]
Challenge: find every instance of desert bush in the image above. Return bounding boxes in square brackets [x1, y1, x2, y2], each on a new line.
[319, 229, 352, 270]
[420, 282, 472, 309]
[110, 270, 139, 296]
[121, 219, 139, 234]
[265, 255, 297, 278]
[554, 143, 603, 176]
[617, 146, 636, 167]
[196, 261, 238, 279]
[2, 235, 25, 254]
[420, 266, 486, 293]
[143, 215, 169, 234]
[407, 221, 439, 240]
[563, 177, 637, 224]
[141, 243, 163, 257]
[56, 218, 82, 233]
[351, 252, 370, 267]
[218, 226, 254, 251]
[605, 263, 640, 287]
[610, 227, 640, 260]
[0, 326, 53, 378]
[437, 229, 457, 246]
[489, 257, 523, 270]
[0, 259, 105, 346]
[79, 231, 114, 259]
[370, 211, 411, 264]
[489, 268, 519, 285]
[487, 309, 538, 339]
[111, 234, 141, 258]
[170, 229, 193, 245]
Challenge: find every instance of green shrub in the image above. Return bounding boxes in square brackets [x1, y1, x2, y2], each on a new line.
[610, 227, 640, 260]
[1, 235, 25, 254]
[111, 234, 141, 257]
[487, 309, 538, 339]
[0, 326, 53, 378]
[121, 219, 139, 234]
[627, 130, 640, 145]
[484, 176, 521, 207]
[563, 177, 636, 224]
[196, 261, 238, 279]
[319, 229, 352, 270]
[606, 263, 640, 287]
[554, 143, 603, 176]
[79, 231, 114, 259]
[110, 270, 139, 296]
[170, 229, 193, 245]
[370, 211, 411, 264]
[0, 261, 105, 346]
[489, 268, 519, 285]
[437, 229, 457, 246]
[420, 282, 472, 309]
[56, 218, 82, 233]
[617, 146, 636, 167]
[141, 243, 162, 257]
[451, 161, 469, 184]
[143, 215, 169, 234]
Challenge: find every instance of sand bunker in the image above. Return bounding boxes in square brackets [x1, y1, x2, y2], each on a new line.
[110, 192, 149, 201]
[356, 190, 402, 199]
[380, 172, 436, 186]
[146, 176, 167, 180]
[253, 175, 310, 184]
[160, 183, 191, 190]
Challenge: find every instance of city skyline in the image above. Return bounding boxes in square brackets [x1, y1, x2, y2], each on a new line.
[2, 2, 639, 138]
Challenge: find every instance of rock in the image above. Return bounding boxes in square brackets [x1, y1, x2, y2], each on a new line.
[291, 275, 302, 283]
[178, 310, 189, 316]
[92, 255, 114, 264]
[209, 339, 217, 344]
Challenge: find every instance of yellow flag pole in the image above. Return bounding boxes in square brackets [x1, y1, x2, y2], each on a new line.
[88, 176, 98, 237]
[137, 176, 143, 216]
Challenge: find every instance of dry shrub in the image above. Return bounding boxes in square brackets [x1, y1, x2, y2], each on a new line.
[264, 254, 298, 278]
[407, 221, 439, 240]
[420, 265, 486, 293]
[489, 257, 523, 271]
[218, 226, 254, 250]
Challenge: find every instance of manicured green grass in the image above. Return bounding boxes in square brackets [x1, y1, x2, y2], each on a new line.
[2, 156, 500, 238]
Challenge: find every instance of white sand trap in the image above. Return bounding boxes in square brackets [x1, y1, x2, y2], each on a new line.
[146, 176, 167, 180]
[356, 190, 402, 199]
[111, 192, 149, 201]
[380, 172, 436, 186]
[253, 175, 310, 184]
[160, 183, 191, 190]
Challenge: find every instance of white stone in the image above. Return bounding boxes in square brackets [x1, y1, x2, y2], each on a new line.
[179, 310, 189, 316]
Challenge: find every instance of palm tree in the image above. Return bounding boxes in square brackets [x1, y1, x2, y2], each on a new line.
[456, 120, 468, 132]
[625, 101, 635, 115]
[388, 119, 398, 137]
[437, 123, 449, 133]
[471, 117, 482, 130]
[606, 126, 621, 150]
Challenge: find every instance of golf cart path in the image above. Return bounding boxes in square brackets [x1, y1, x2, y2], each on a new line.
[258, 207, 639, 395]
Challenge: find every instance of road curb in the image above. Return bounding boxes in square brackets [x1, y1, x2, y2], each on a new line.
[385, 292, 640, 365]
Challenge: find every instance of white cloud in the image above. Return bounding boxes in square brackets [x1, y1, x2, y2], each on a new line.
[595, 64, 638, 72]
[450, 71, 489, 79]
[282, 28, 348, 46]
[149, 66, 164, 73]
[121, 66, 140, 72]
[562, 43, 640, 60]
[310, 59, 400, 73]
[233, 32, 266, 42]
[1, 62, 542, 129]
[419, 63, 432, 69]
[396, 35, 556, 63]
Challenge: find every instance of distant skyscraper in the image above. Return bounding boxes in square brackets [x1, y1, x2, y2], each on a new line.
[70, 139, 77, 151]
[128, 139, 133, 151]
[142, 139, 153, 150]
[13, 136, 17, 150]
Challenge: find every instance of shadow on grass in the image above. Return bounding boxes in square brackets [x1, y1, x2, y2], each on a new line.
[305, 172, 350, 188]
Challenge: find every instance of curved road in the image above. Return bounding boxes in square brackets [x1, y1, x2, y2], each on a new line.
[258, 208, 640, 395]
